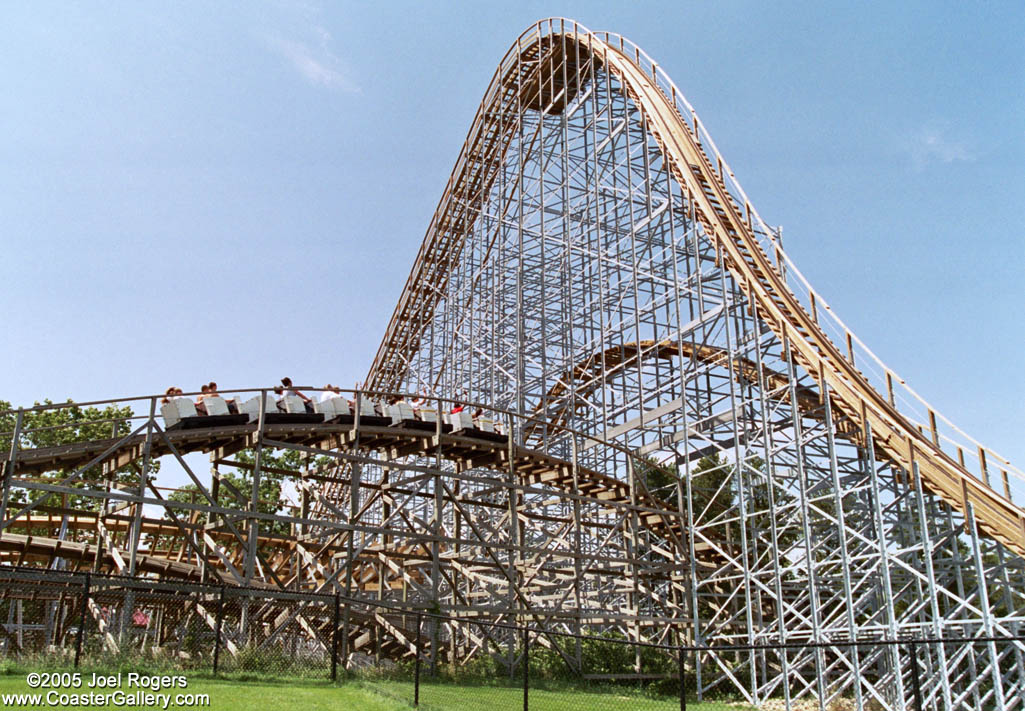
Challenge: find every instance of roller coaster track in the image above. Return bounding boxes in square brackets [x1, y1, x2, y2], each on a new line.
[597, 33, 1025, 556]
[1, 402, 722, 663]
[3, 18, 1023, 708]
[529, 339, 830, 437]
[1, 418, 710, 580]
[367, 23, 1025, 559]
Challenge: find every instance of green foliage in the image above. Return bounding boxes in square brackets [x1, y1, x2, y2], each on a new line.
[636, 452, 798, 534]
[430, 632, 681, 700]
[437, 649, 510, 684]
[687, 454, 737, 525]
[634, 453, 736, 523]
[1, 397, 155, 514]
[5, 399, 134, 450]
[533, 631, 675, 687]
[227, 644, 330, 679]
[164, 447, 333, 540]
[635, 458, 679, 505]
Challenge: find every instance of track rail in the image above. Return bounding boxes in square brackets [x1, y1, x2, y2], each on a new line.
[365, 20, 1025, 557]
[582, 32, 1025, 556]
[1, 415, 706, 577]
[530, 340, 827, 437]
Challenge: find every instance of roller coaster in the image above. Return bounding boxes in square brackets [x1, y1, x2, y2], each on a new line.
[2, 18, 1023, 711]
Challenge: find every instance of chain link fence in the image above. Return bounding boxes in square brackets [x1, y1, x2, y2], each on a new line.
[1, 567, 1022, 710]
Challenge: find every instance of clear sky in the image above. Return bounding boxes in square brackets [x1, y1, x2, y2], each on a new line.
[2, 2, 1023, 470]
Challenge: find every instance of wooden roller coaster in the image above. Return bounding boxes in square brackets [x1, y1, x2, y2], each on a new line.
[3, 18, 1023, 710]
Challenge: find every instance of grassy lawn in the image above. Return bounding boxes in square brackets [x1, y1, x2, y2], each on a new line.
[0, 674, 744, 710]
[365, 679, 741, 711]
[0, 675, 405, 710]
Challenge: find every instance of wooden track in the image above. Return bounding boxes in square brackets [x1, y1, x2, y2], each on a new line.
[8, 420, 673, 524]
[0, 568, 418, 660]
[581, 34, 1025, 556]
[530, 339, 834, 437]
[0, 532, 221, 583]
[367, 28, 1025, 558]
[2, 419, 720, 583]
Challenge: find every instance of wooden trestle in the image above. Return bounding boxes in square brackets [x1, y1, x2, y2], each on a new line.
[1, 416, 718, 658]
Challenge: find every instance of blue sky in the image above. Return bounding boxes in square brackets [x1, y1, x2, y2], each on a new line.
[2, 2, 1023, 469]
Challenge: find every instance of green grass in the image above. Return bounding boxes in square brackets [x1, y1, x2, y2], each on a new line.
[0, 676, 405, 710]
[364, 678, 743, 711]
[0, 673, 745, 710]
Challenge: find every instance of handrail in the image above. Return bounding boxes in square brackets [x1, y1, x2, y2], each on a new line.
[1, 386, 643, 467]
[562, 19, 1022, 489]
[488, 19, 1021, 494]
[364, 16, 1021, 493]
[361, 18, 1023, 554]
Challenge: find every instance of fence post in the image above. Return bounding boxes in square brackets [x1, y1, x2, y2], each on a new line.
[74, 573, 90, 668]
[678, 646, 686, 711]
[331, 593, 340, 681]
[907, 640, 924, 711]
[414, 612, 422, 707]
[213, 585, 225, 675]
[522, 626, 529, 711]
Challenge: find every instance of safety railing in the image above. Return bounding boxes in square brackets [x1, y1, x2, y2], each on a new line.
[504, 18, 1024, 506]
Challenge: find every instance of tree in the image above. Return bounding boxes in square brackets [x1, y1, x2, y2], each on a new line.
[1, 397, 154, 517]
[635, 453, 735, 522]
[164, 447, 332, 537]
